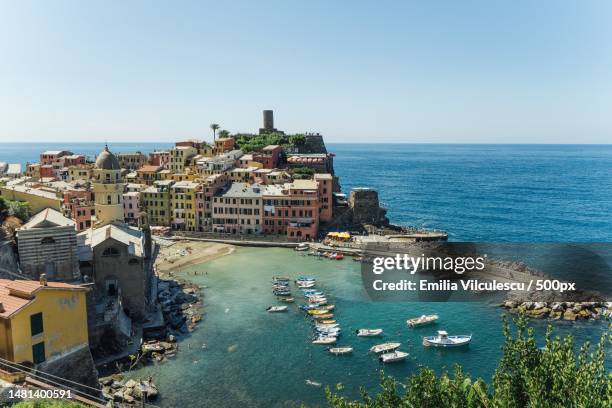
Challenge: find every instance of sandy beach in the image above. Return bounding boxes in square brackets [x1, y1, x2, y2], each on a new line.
[154, 239, 235, 277]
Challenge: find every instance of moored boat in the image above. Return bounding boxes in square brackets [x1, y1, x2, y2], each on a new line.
[369, 342, 401, 354]
[312, 313, 334, 320]
[328, 346, 353, 355]
[379, 351, 409, 363]
[295, 243, 310, 251]
[356, 328, 383, 337]
[319, 319, 336, 324]
[423, 331, 471, 347]
[278, 297, 294, 303]
[407, 314, 439, 328]
[312, 336, 337, 345]
[308, 309, 330, 315]
[266, 306, 288, 313]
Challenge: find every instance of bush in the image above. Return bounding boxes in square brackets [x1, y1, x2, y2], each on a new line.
[327, 315, 611, 407]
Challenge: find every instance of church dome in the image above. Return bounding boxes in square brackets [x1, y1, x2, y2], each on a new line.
[95, 145, 121, 170]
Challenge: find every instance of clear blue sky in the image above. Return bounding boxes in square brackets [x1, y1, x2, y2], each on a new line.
[1, 0, 611, 143]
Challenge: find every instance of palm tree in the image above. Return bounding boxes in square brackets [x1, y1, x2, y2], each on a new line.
[210, 123, 220, 141]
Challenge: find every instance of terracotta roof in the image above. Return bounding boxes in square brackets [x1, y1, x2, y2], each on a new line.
[0, 279, 87, 319]
[137, 165, 162, 173]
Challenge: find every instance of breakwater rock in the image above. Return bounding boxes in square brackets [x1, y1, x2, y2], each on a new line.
[99, 375, 158, 405]
[502, 300, 612, 321]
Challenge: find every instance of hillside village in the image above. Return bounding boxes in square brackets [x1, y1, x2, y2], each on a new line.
[0, 111, 407, 404]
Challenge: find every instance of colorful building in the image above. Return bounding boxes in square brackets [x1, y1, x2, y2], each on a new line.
[169, 146, 197, 173]
[212, 182, 263, 234]
[314, 173, 333, 222]
[252, 145, 282, 169]
[0, 278, 89, 366]
[117, 152, 148, 170]
[142, 180, 173, 226]
[0, 184, 62, 214]
[170, 181, 199, 231]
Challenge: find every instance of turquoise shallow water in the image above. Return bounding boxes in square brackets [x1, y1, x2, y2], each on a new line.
[128, 247, 609, 407]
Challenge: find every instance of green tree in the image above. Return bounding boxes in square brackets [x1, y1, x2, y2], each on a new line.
[327, 315, 611, 408]
[210, 123, 220, 141]
[218, 129, 230, 139]
[9, 200, 31, 221]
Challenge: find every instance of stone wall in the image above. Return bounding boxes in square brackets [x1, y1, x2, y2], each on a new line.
[348, 189, 389, 226]
[37, 344, 99, 391]
[0, 239, 19, 279]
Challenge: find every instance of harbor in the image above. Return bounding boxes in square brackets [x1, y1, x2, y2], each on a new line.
[125, 245, 609, 407]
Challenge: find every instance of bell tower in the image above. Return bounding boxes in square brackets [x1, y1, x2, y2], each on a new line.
[92, 145, 124, 227]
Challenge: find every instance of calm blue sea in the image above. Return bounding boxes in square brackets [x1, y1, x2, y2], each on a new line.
[3, 142, 611, 242]
[2, 143, 610, 406]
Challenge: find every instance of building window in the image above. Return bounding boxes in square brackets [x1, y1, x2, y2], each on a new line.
[102, 247, 120, 257]
[30, 312, 44, 336]
[40, 237, 55, 245]
[32, 342, 46, 364]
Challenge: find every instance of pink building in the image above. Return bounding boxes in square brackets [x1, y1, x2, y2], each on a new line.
[149, 151, 170, 168]
[63, 190, 94, 231]
[252, 145, 282, 169]
[314, 173, 333, 222]
[196, 174, 230, 231]
[123, 191, 142, 226]
[40, 150, 72, 166]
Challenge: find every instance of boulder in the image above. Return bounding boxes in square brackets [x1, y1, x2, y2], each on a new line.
[529, 307, 550, 317]
[124, 379, 137, 389]
[503, 300, 517, 309]
[563, 310, 577, 321]
[533, 302, 546, 310]
[551, 302, 564, 312]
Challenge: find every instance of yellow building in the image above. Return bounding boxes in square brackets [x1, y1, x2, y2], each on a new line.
[92, 146, 124, 227]
[169, 146, 197, 173]
[170, 181, 199, 231]
[0, 184, 62, 214]
[67, 164, 94, 182]
[0, 278, 89, 365]
[142, 180, 173, 226]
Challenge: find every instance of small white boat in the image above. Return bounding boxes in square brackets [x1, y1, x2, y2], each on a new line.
[423, 331, 471, 347]
[312, 336, 337, 345]
[328, 346, 353, 355]
[297, 282, 316, 289]
[266, 306, 288, 313]
[317, 328, 341, 336]
[379, 351, 409, 363]
[295, 243, 310, 251]
[305, 379, 322, 387]
[407, 314, 439, 327]
[369, 342, 401, 354]
[315, 323, 339, 329]
[356, 328, 383, 337]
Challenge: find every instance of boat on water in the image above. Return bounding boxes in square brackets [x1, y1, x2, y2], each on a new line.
[379, 351, 409, 363]
[369, 342, 401, 354]
[272, 276, 290, 282]
[423, 331, 471, 347]
[312, 313, 334, 320]
[328, 346, 353, 355]
[295, 243, 310, 251]
[356, 328, 383, 337]
[315, 323, 339, 329]
[319, 319, 336, 324]
[296, 276, 316, 281]
[316, 329, 341, 337]
[278, 297, 294, 303]
[302, 290, 323, 296]
[273, 290, 292, 296]
[334, 253, 344, 260]
[407, 314, 439, 328]
[297, 282, 316, 289]
[300, 302, 333, 310]
[308, 309, 331, 315]
[305, 379, 322, 387]
[267, 306, 288, 313]
[312, 336, 337, 345]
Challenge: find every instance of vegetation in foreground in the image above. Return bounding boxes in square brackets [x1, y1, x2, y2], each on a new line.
[10, 401, 84, 408]
[327, 315, 611, 408]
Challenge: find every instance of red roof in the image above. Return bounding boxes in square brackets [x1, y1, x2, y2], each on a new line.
[0, 279, 87, 319]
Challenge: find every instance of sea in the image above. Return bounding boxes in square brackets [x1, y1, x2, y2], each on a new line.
[1, 143, 611, 406]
